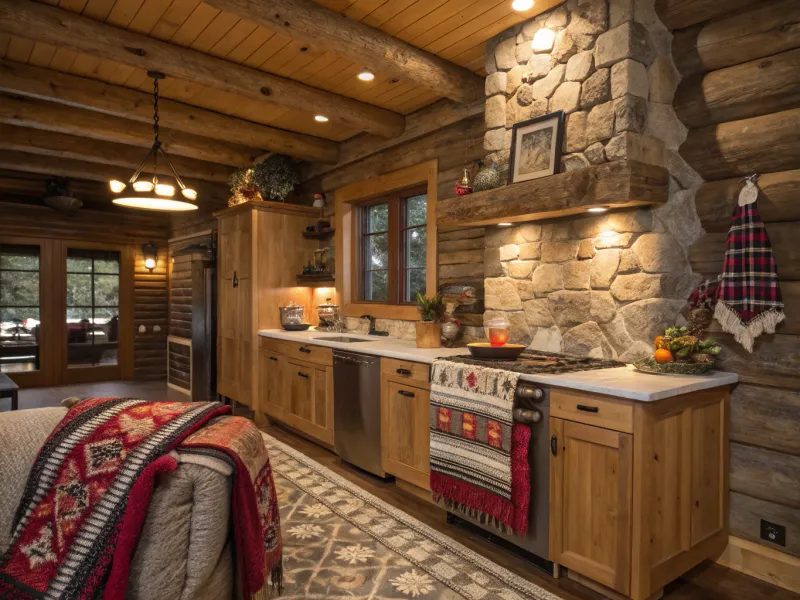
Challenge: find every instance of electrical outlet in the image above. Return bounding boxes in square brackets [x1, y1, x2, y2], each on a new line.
[760, 519, 786, 546]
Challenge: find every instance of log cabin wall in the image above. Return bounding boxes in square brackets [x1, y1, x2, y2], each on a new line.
[0, 197, 169, 382]
[298, 108, 488, 340]
[657, 0, 800, 561]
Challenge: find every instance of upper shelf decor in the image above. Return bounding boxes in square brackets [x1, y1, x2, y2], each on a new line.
[109, 72, 198, 212]
[436, 160, 668, 228]
[229, 154, 299, 206]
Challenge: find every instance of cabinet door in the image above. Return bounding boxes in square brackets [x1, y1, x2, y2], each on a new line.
[550, 418, 632, 595]
[217, 280, 238, 399]
[259, 348, 286, 420]
[384, 380, 431, 490]
[218, 213, 252, 280]
[285, 359, 333, 445]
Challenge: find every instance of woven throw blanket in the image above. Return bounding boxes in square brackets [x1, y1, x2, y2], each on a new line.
[0, 398, 282, 600]
[429, 360, 530, 535]
[714, 202, 785, 352]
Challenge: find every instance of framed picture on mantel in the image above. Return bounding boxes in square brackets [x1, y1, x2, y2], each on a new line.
[508, 111, 564, 184]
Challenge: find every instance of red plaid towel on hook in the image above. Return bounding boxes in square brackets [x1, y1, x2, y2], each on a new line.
[713, 201, 785, 352]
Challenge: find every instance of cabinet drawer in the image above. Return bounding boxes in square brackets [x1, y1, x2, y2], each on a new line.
[550, 389, 634, 433]
[259, 336, 287, 353]
[381, 357, 430, 385]
[286, 342, 333, 367]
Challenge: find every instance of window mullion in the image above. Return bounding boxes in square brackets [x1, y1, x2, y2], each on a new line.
[388, 197, 400, 305]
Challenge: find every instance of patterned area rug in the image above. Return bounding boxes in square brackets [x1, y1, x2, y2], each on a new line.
[264, 433, 563, 600]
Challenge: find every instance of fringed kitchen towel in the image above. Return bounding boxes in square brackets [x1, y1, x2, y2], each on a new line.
[429, 361, 530, 535]
[714, 200, 785, 352]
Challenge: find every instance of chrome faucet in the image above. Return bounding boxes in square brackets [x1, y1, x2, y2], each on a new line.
[360, 314, 389, 336]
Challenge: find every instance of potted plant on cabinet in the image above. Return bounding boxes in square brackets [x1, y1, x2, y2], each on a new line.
[415, 292, 444, 348]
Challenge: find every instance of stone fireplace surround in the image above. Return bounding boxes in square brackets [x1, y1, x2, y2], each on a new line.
[481, 0, 705, 362]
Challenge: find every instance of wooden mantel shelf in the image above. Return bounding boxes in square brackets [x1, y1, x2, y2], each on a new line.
[436, 160, 668, 228]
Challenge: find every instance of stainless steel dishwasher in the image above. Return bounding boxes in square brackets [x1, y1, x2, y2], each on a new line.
[333, 350, 387, 477]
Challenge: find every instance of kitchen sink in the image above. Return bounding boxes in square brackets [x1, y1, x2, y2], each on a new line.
[312, 336, 375, 343]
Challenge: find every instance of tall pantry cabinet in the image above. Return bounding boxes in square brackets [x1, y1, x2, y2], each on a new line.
[215, 201, 319, 409]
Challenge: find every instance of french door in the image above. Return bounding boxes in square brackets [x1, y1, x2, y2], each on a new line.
[0, 237, 134, 388]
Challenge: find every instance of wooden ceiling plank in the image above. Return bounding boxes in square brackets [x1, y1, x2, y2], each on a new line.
[149, 0, 202, 41]
[275, 44, 328, 78]
[169, 3, 220, 47]
[379, 0, 449, 36]
[58, 0, 89, 12]
[49, 48, 79, 72]
[422, 2, 516, 55]
[395, 91, 440, 115]
[128, 0, 175, 35]
[0, 92, 261, 167]
[202, 0, 484, 104]
[315, 63, 363, 93]
[224, 25, 273, 63]
[395, 0, 489, 45]
[81, 0, 116, 21]
[382, 87, 432, 111]
[0, 0, 405, 137]
[0, 33, 11, 58]
[28, 42, 58, 68]
[343, 0, 388, 22]
[243, 32, 292, 69]
[207, 19, 258, 57]
[96, 60, 137, 85]
[68, 54, 104, 79]
[6, 37, 35, 64]
[0, 60, 340, 162]
[361, 0, 417, 28]
[105, 0, 147, 28]
[189, 11, 241, 53]
[259, 39, 313, 74]
[0, 149, 230, 201]
[438, 9, 539, 61]
[0, 123, 234, 183]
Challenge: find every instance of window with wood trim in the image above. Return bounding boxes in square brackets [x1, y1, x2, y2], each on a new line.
[358, 187, 427, 305]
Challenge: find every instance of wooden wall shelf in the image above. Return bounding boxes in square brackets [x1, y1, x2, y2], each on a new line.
[302, 228, 335, 240]
[436, 160, 668, 228]
[297, 274, 335, 287]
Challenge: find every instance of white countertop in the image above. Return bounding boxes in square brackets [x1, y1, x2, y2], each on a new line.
[259, 329, 738, 402]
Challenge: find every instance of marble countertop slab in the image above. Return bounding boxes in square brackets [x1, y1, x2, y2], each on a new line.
[258, 329, 738, 402]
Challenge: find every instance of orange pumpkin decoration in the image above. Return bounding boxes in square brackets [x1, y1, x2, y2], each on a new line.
[654, 348, 674, 363]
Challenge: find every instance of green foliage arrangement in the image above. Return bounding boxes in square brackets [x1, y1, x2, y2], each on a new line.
[416, 292, 444, 322]
[250, 154, 299, 202]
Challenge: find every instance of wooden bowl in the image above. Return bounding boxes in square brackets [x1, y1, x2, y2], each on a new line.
[467, 343, 526, 360]
[282, 323, 312, 331]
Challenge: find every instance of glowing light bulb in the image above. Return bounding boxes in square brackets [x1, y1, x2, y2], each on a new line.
[132, 180, 154, 193]
[109, 179, 126, 193]
[155, 184, 175, 197]
[532, 28, 556, 52]
[587, 207, 608, 213]
[144, 258, 156, 270]
[512, 0, 534, 11]
[314, 115, 329, 122]
[181, 188, 197, 200]
[497, 222, 513, 227]
[357, 68, 375, 81]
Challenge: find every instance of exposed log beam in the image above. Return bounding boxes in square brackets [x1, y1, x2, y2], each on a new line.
[0, 123, 234, 184]
[674, 48, 800, 129]
[303, 98, 485, 181]
[671, 0, 800, 76]
[654, 0, 760, 31]
[0, 150, 230, 201]
[0, 173, 112, 201]
[202, 0, 484, 104]
[0, 0, 404, 138]
[0, 60, 339, 164]
[0, 93, 258, 168]
[680, 108, 800, 181]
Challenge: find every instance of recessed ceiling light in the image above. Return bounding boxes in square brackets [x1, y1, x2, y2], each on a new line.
[497, 222, 513, 227]
[512, 0, 534, 11]
[587, 207, 608, 213]
[357, 68, 375, 82]
[315, 115, 329, 122]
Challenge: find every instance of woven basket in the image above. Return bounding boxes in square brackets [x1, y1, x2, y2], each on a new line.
[633, 357, 714, 375]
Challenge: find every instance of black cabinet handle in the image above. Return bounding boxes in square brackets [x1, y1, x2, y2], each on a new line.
[396, 368, 412, 375]
[269, 356, 278, 362]
[551, 435, 558, 456]
[576, 404, 599, 413]
[233, 271, 238, 288]
[297, 372, 309, 379]
[398, 390, 415, 398]
[299, 347, 311, 353]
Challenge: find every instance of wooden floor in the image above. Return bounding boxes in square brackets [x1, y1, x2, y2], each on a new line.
[10, 379, 799, 600]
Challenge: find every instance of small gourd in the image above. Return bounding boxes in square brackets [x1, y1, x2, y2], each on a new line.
[473, 161, 501, 192]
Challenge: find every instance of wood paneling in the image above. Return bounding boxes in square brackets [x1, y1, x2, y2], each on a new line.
[729, 493, 800, 558]
[730, 443, 800, 509]
[729, 385, 800, 456]
[655, 0, 760, 30]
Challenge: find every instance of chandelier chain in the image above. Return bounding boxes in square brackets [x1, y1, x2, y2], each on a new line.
[153, 76, 160, 144]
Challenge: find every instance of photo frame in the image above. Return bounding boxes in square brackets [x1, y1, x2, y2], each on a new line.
[507, 111, 565, 185]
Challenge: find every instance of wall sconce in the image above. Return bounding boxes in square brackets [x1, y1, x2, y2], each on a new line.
[532, 28, 556, 52]
[142, 242, 159, 271]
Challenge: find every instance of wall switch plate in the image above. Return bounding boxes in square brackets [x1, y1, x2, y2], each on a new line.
[760, 519, 786, 546]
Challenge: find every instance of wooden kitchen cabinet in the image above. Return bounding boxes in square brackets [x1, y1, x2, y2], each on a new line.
[258, 344, 287, 421]
[284, 358, 334, 446]
[215, 201, 318, 409]
[549, 387, 730, 600]
[381, 359, 432, 492]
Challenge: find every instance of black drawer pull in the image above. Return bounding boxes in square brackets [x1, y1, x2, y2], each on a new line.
[576, 404, 599, 413]
[551, 435, 558, 456]
[269, 356, 278, 362]
[396, 368, 412, 375]
[398, 390, 415, 398]
[297, 371, 309, 379]
[299, 347, 311, 353]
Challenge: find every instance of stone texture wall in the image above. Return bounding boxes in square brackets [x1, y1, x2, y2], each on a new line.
[482, 0, 705, 361]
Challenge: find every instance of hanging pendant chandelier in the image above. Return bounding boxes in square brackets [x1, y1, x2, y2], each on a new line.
[110, 71, 198, 211]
